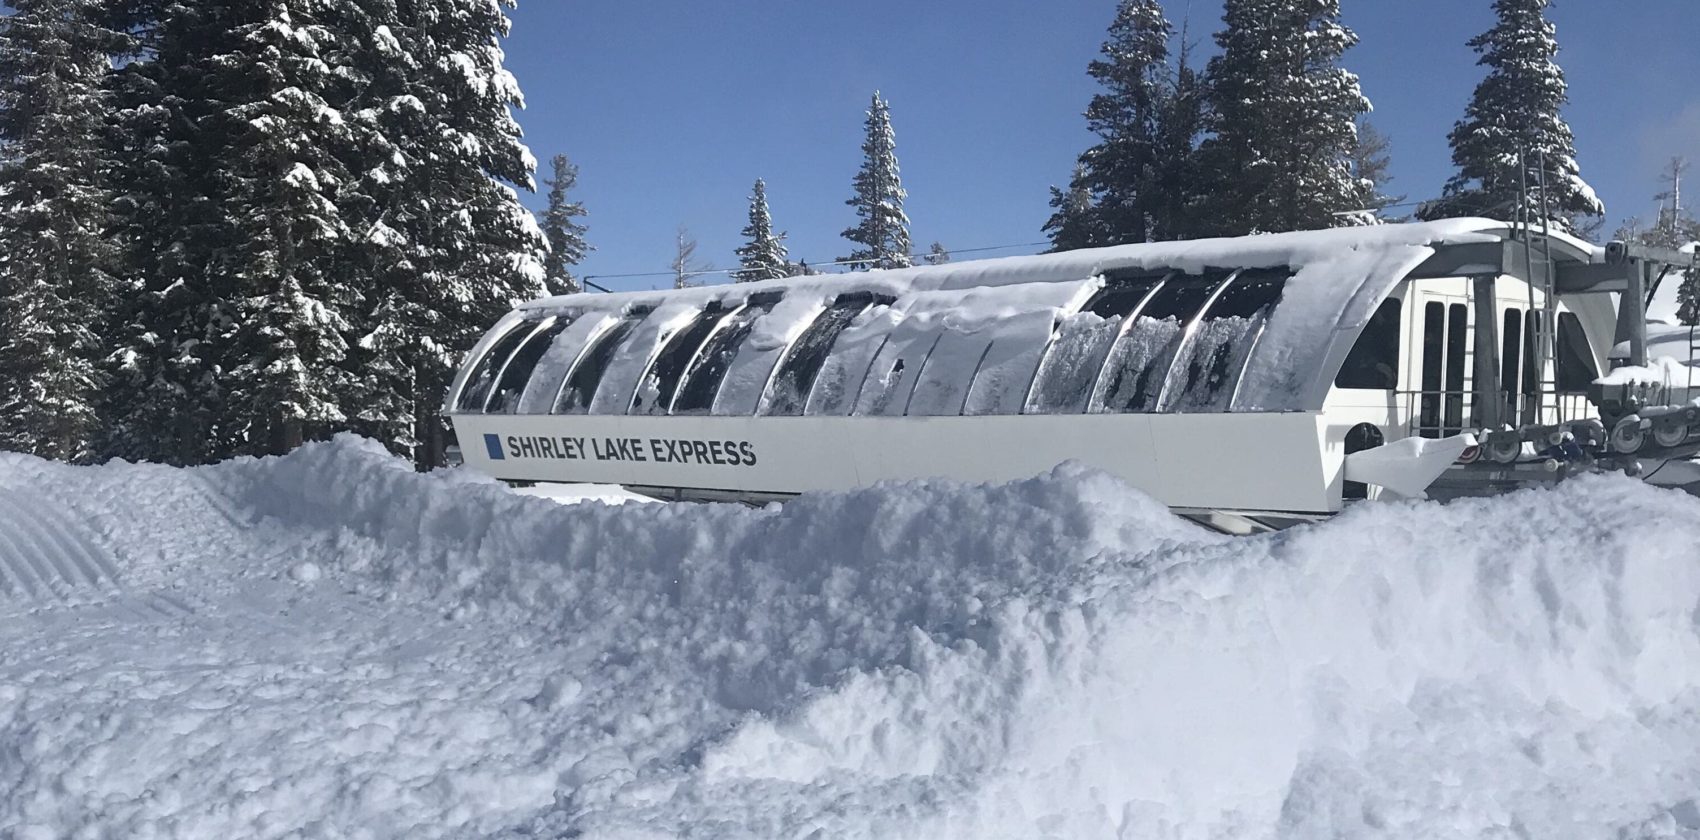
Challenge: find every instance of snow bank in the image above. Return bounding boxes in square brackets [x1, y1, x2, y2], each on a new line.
[3, 436, 1700, 838]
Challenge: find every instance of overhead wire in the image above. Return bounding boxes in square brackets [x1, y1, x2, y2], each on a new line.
[580, 240, 1054, 288]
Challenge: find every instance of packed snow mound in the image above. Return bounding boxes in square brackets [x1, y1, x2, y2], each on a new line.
[3, 436, 1700, 838]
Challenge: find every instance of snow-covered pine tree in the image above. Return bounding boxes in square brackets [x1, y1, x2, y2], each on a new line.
[1423, 0, 1602, 231]
[1148, 37, 1207, 240]
[0, 0, 125, 461]
[1071, 0, 1171, 246]
[100, 0, 239, 465]
[218, 0, 356, 456]
[924, 242, 950, 265]
[1195, 0, 1372, 236]
[103, 0, 358, 461]
[1045, 164, 1102, 252]
[541, 153, 589, 295]
[1347, 119, 1404, 223]
[733, 179, 788, 283]
[336, 0, 546, 466]
[104, 0, 543, 467]
[841, 92, 911, 270]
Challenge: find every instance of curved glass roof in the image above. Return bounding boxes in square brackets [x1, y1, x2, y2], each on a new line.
[449, 269, 1305, 419]
[448, 220, 1534, 418]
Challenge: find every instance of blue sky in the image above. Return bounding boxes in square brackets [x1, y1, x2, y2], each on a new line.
[500, 1, 1699, 291]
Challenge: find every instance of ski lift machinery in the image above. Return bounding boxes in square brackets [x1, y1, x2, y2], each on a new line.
[444, 218, 1699, 535]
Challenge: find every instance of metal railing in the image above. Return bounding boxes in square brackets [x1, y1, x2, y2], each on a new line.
[1399, 389, 1594, 440]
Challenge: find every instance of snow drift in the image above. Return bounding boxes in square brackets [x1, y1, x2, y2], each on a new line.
[2, 436, 1700, 838]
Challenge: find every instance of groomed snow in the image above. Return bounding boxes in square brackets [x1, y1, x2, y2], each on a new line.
[3, 436, 1700, 838]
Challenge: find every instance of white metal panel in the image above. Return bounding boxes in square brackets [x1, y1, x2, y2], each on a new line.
[450, 411, 1337, 514]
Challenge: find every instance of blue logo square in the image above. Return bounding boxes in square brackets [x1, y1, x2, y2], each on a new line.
[484, 434, 505, 460]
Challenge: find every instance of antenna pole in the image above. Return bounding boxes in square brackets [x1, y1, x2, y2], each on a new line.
[1535, 151, 1558, 422]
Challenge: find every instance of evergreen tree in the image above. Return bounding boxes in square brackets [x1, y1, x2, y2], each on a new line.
[1345, 118, 1405, 223]
[1074, 0, 1171, 245]
[102, 0, 545, 467]
[1045, 164, 1103, 252]
[221, 0, 360, 456]
[924, 242, 950, 265]
[1050, 0, 1208, 249]
[1195, 0, 1372, 236]
[541, 153, 589, 295]
[1676, 252, 1700, 327]
[311, 0, 546, 467]
[841, 92, 911, 270]
[0, 0, 125, 461]
[101, 0, 239, 465]
[1148, 37, 1207, 240]
[1423, 0, 1602, 230]
[104, 0, 355, 461]
[733, 179, 788, 282]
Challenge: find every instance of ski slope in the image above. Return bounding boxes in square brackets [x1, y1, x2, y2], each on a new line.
[2, 436, 1700, 838]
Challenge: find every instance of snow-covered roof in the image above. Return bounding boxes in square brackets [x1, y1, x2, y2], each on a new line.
[520, 218, 1518, 314]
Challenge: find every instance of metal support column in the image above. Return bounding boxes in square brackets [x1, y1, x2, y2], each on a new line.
[1626, 261, 1649, 367]
[1472, 274, 1503, 429]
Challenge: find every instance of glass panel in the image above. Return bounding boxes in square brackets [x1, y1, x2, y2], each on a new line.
[518, 311, 613, 415]
[761, 293, 889, 416]
[1092, 271, 1230, 413]
[857, 333, 942, 416]
[1334, 298, 1402, 390]
[1161, 268, 1289, 412]
[672, 293, 783, 415]
[553, 312, 648, 415]
[632, 303, 732, 416]
[1026, 274, 1165, 414]
[455, 319, 540, 412]
[712, 298, 820, 416]
[1501, 308, 1522, 425]
[1555, 312, 1597, 392]
[486, 317, 571, 414]
[907, 333, 991, 417]
[1444, 303, 1468, 436]
[1419, 302, 1445, 439]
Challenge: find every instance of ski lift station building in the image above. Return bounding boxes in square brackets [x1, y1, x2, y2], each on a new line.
[446, 218, 1649, 529]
